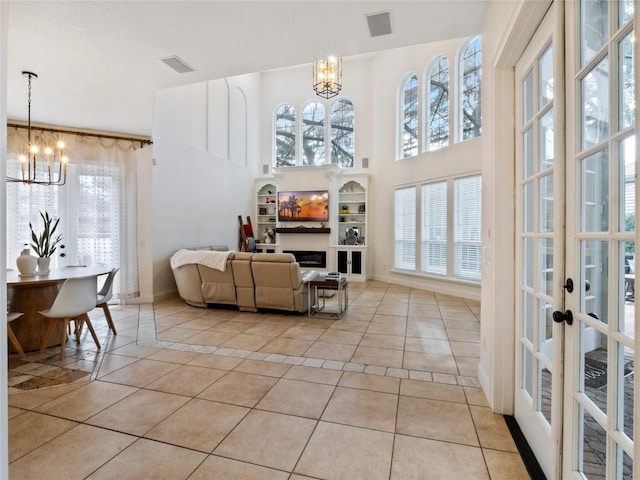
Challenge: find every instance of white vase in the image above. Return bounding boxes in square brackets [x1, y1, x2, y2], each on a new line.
[16, 248, 37, 277]
[37, 257, 51, 275]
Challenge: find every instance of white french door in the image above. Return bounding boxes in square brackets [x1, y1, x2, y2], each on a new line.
[515, 2, 637, 479]
[515, 7, 563, 478]
[562, 0, 636, 478]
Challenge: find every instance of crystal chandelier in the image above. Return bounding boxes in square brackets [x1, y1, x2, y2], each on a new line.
[313, 56, 342, 99]
[7, 71, 68, 186]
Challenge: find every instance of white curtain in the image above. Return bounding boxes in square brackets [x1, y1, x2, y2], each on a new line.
[6, 127, 142, 301]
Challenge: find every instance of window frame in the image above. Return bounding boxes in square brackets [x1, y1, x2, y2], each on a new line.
[274, 103, 297, 167]
[424, 55, 450, 152]
[393, 173, 482, 283]
[458, 36, 483, 142]
[398, 72, 419, 159]
[273, 97, 355, 167]
[330, 98, 355, 168]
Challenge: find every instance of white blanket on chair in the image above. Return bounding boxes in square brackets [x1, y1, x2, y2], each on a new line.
[170, 249, 234, 271]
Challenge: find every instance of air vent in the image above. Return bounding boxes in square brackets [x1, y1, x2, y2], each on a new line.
[366, 11, 392, 37]
[160, 56, 194, 74]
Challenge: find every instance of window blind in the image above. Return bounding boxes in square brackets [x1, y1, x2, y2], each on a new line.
[421, 181, 447, 275]
[454, 175, 482, 280]
[394, 186, 416, 270]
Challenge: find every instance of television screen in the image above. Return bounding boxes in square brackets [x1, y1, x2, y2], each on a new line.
[278, 190, 329, 222]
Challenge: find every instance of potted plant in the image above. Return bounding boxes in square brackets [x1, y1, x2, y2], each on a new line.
[30, 211, 63, 275]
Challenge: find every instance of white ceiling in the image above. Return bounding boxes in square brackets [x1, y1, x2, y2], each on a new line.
[6, 1, 488, 137]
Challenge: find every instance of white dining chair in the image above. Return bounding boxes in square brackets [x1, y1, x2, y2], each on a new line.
[39, 275, 100, 359]
[96, 267, 119, 335]
[7, 312, 26, 358]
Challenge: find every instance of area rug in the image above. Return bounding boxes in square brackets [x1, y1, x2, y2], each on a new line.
[584, 358, 634, 389]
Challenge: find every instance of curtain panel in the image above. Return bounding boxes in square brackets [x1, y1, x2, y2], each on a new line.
[6, 127, 141, 301]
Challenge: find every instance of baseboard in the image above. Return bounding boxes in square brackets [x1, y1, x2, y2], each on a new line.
[371, 272, 481, 301]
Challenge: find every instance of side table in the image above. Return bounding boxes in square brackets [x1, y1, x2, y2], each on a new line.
[308, 276, 348, 319]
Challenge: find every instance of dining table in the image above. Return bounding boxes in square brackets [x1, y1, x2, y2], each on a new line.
[6, 265, 112, 352]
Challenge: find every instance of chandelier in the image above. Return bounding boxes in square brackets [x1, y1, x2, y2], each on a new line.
[7, 71, 68, 186]
[313, 56, 342, 99]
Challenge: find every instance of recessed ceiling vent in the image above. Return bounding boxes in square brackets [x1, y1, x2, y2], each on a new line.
[366, 11, 392, 37]
[160, 56, 194, 74]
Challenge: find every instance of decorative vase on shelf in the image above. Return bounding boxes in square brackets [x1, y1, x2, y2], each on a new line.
[16, 248, 37, 277]
[37, 257, 51, 275]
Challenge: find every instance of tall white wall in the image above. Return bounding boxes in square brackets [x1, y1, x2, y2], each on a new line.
[151, 73, 261, 299]
[259, 40, 483, 299]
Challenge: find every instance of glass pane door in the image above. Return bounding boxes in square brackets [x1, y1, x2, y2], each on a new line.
[563, 1, 636, 478]
[514, 9, 560, 479]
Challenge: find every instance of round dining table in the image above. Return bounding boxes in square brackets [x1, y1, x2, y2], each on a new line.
[6, 265, 112, 352]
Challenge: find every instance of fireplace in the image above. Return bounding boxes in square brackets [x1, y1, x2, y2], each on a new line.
[284, 250, 327, 269]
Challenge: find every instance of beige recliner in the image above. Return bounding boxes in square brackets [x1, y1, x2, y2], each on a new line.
[251, 253, 315, 313]
[171, 246, 235, 308]
[231, 252, 257, 312]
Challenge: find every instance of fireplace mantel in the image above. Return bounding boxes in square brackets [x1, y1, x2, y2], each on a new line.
[276, 227, 330, 234]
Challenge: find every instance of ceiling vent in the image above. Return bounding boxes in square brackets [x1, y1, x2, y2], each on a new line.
[160, 56, 194, 74]
[366, 11, 392, 37]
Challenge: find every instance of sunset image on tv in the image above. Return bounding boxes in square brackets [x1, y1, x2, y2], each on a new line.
[278, 190, 329, 222]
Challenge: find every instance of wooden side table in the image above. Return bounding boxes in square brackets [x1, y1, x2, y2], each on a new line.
[308, 276, 348, 319]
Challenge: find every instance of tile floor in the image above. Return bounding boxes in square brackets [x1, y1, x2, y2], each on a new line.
[8, 281, 530, 479]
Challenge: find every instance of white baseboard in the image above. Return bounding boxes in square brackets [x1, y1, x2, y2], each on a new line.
[371, 272, 481, 301]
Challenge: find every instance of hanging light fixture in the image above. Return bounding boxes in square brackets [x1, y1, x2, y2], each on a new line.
[313, 56, 342, 99]
[7, 71, 68, 186]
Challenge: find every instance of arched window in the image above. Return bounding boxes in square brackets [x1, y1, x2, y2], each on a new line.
[330, 99, 355, 168]
[274, 104, 295, 166]
[400, 74, 419, 158]
[302, 101, 325, 165]
[459, 36, 482, 141]
[426, 55, 450, 151]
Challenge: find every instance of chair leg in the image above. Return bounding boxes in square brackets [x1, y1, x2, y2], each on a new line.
[41, 319, 59, 354]
[74, 314, 86, 344]
[82, 316, 101, 351]
[59, 319, 70, 360]
[101, 303, 117, 335]
[7, 324, 26, 358]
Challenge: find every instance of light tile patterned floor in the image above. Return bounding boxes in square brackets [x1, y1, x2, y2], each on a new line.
[8, 281, 530, 479]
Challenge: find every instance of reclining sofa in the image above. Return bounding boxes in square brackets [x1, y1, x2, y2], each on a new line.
[171, 247, 317, 313]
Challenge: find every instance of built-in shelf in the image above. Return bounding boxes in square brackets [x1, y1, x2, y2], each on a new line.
[276, 227, 331, 234]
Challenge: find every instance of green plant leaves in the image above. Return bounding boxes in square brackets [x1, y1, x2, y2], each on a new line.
[29, 211, 63, 258]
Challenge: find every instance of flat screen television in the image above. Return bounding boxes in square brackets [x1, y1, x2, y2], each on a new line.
[278, 190, 329, 222]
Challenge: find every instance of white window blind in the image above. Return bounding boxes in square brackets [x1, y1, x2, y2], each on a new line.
[421, 181, 447, 275]
[394, 186, 416, 270]
[454, 175, 482, 280]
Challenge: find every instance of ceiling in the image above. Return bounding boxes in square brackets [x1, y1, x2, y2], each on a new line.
[6, 1, 488, 137]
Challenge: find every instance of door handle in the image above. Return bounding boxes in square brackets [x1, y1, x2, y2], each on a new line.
[552, 309, 573, 326]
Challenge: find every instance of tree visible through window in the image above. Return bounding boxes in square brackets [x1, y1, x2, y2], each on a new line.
[401, 74, 419, 158]
[330, 99, 354, 168]
[460, 37, 482, 140]
[428, 56, 449, 150]
[275, 104, 296, 167]
[302, 102, 325, 165]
